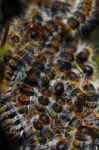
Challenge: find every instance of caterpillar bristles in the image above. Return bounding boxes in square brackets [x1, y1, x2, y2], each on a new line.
[79, 9, 99, 38]
[0, 0, 99, 150]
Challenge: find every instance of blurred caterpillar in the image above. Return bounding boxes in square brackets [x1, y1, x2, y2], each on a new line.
[80, 7, 99, 38]
[0, 0, 99, 150]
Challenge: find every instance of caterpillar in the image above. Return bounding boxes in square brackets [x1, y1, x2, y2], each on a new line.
[0, 0, 98, 150]
[80, 0, 99, 38]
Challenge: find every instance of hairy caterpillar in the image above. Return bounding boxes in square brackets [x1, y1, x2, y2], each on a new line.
[0, 0, 98, 150]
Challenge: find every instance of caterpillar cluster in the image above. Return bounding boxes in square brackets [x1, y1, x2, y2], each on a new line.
[0, 0, 99, 150]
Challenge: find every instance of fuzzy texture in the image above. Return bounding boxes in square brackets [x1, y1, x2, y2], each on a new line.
[0, 0, 99, 150]
[80, 9, 99, 38]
